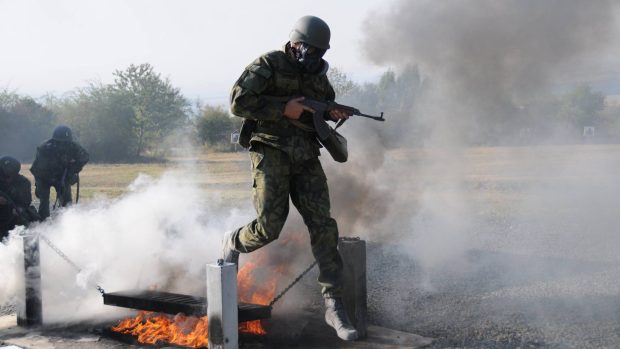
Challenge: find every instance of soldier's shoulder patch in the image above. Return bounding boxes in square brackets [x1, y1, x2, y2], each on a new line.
[263, 50, 289, 65]
[247, 64, 272, 79]
[264, 50, 285, 59]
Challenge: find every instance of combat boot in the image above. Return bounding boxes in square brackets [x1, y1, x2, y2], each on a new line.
[221, 230, 240, 268]
[324, 296, 358, 341]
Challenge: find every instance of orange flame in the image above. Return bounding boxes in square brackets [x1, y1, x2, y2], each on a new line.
[112, 311, 209, 348]
[238, 250, 288, 306]
[112, 238, 301, 347]
[111, 255, 282, 347]
[235, 249, 288, 335]
[112, 312, 267, 348]
[239, 320, 267, 335]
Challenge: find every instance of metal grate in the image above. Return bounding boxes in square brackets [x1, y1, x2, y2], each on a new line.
[103, 290, 271, 322]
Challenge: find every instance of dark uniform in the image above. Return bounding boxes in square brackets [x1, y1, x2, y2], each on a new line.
[0, 157, 39, 241]
[30, 126, 89, 219]
[228, 43, 344, 297]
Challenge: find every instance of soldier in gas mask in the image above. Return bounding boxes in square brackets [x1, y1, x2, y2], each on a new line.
[222, 16, 357, 341]
[30, 125, 89, 220]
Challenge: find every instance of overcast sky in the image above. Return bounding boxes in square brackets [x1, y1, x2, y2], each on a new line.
[3, 0, 620, 107]
[0, 0, 389, 105]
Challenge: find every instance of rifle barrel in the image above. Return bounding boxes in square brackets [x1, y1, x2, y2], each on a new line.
[357, 111, 385, 121]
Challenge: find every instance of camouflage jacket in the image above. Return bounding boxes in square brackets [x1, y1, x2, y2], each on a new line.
[230, 43, 336, 161]
[30, 139, 89, 182]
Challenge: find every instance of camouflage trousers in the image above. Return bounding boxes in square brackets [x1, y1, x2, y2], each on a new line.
[230, 143, 344, 297]
[35, 178, 73, 220]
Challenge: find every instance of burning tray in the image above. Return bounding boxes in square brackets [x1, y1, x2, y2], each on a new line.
[103, 290, 271, 322]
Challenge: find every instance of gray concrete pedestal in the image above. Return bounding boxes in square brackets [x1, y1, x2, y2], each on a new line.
[16, 233, 42, 327]
[207, 259, 238, 349]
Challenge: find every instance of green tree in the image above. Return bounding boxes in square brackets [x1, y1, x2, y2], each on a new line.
[336, 66, 422, 148]
[557, 84, 605, 129]
[328, 67, 357, 98]
[196, 105, 242, 150]
[0, 90, 56, 161]
[113, 63, 189, 157]
[48, 84, 136, 162]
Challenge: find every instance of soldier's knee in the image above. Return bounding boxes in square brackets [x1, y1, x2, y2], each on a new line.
[35, 184, 49, 199]
[255, 220, 285, 244]
[263, 234, 280, 244]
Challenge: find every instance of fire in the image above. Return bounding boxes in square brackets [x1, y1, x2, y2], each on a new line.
[112, 311, 209, 348]
[112, 311, 266, 348]
[238, 260, 286, 306]
[235, 248, 289, 335]
[239, 320, 267, 335]
[112, 237, 300, 347]
[237, 239, 296, 306]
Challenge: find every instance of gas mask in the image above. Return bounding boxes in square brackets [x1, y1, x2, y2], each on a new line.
[291, 42, 326, 73]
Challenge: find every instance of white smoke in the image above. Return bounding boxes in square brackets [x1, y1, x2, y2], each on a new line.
[328, 0, 620, 278]
[0, 170, 255, 323]
[362, 0, 618, 146]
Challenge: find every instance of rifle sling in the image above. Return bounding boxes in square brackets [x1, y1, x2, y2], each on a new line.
[287, 119, 315, 132]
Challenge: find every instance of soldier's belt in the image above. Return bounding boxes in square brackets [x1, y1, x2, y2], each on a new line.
[254, 126, 313, 137]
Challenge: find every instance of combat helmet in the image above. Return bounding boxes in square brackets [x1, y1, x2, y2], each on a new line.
[289, 15, 331, 50]
[0, 156, 20, 178]
[52, 125, 73, 142]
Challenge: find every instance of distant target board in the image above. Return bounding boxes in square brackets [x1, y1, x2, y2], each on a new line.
[230, 132, 240, 144]
[583, 126, 595, 137]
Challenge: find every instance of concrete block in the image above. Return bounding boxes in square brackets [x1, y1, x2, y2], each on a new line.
[339, 237, 367, 338]
[207, 260, 238, 349]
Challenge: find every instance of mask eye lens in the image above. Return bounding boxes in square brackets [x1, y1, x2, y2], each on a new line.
[298, 43, 316, 55]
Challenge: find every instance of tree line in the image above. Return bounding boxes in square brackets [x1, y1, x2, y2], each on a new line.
[1, 63, 618, 163]
[0, 63, 242, 163]
[332, 66, 620, 146]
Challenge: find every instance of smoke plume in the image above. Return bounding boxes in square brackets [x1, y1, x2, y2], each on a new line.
[0, 171, 256, 322]
[362, 0, 617, 145]
[319, 1, 620, 345]
[321, 0, 620, 279]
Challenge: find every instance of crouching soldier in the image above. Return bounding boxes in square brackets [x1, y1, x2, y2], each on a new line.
[0, 156, 40, 242]
[30, 125, 89, 220]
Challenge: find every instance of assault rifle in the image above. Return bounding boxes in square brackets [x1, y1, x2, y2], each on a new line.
[301, 98, 385, 140]
[264, 96, 385, 140]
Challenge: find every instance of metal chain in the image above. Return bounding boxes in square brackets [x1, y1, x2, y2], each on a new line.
[268, 237, 360, 307]
[39, 234, 81, 272]
[38, 234, 106, 295]
[269, 260, 317, 308]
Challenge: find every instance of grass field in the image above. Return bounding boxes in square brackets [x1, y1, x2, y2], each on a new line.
[19, 144, 620, 215]
[21, 152, 253, 204]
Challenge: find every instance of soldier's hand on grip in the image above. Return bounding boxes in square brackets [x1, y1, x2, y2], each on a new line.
[328, 109, 351, 121]
[284, 97, 315, 120]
